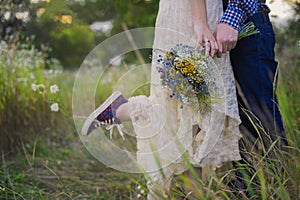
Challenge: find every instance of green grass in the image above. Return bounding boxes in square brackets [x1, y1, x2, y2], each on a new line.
[0, 63, 148, 199]
[1, 29, 300, 199]
[0, 138, 141, 200]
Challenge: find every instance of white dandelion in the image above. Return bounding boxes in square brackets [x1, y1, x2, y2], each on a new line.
[30, 0, 40, 3]
[50, 103, 59, 112]
[31, 83, 37, 91]
[50, 84, 59, 94]
[15, 11, 30, 22]
[4, 11, 11, 20]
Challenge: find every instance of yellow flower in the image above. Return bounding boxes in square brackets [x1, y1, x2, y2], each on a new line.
[166, 52, 172, 58]
[36, 8, 46, 17]
[180, 67, 188, 75]
[59, 15, 72, 24]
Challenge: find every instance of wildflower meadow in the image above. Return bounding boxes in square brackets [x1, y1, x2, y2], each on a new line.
[0, 0, 299, 199]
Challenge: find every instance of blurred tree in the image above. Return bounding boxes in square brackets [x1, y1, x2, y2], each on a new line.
[111, 0, 159, 64]
[112, 0, 159, 34]
[69, 0, 115, 24]
[68, 0, 116, 45]
[50, 23, 94, 68]
[1, 0, 160, 67]
[68, 0, 160, 46]
[25, 0, 95, 68]
[26, 0, 74, 45]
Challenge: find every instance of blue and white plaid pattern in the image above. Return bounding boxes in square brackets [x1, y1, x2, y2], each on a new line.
[220, 0, 270, 31]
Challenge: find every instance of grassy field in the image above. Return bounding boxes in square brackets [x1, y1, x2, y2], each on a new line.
[0, 69, 145, 200]
[1, 137, 139, 199]
[0, 32, 299, 199]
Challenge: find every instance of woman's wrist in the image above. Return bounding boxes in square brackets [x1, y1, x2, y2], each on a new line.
[193, 20, 210, 32]
[193, 19, 208, 26]
[193, 19, 209, 30]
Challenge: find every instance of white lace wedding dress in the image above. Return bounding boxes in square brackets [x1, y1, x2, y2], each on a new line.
[127, 0, 242, 198]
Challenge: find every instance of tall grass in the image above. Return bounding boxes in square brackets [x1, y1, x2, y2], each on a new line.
[0, 23, 299, 199]
[142, 138, 299, 199]
[161, 31, 300, 200]
[165, 41, 300, 200]
[0, 41, 67, 152]
[138, 30, 300, 200]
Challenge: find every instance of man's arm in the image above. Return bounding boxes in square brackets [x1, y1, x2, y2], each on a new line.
[214, 0, 259, 55]
[220, 0, 258, 31]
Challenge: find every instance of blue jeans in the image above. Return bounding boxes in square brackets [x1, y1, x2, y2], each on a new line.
[230, 11, 288, 148]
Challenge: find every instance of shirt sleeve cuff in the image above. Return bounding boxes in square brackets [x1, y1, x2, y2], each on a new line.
[219, 3, 247, 31]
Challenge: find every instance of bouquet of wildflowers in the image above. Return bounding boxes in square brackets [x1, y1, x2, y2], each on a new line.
[156, 44, 213, 111]
[156, 22, 259, 110]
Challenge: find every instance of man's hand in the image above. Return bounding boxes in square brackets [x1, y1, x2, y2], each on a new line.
[214, 23, 238, 57]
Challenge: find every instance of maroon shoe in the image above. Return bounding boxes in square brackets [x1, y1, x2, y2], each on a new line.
[81, 91, 128, 139]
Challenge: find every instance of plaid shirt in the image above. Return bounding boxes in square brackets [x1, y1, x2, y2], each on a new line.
[220, 0, 270, 31]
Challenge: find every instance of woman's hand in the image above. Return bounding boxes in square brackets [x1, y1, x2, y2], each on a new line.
[194, 21, 218, 57]
[188, 0, 218, 57]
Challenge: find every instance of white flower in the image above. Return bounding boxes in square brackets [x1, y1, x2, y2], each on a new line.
[31, 83, 37, 91]
[140, 190, 145, 194]
[50, 103, 59, 112]
[50, 84, 59, 94]
[137, 185, 141, 190]
[30, 0, 40, 3]
[30, 73, 35, 79]
[4, 11, 11, 20]
[15, 11, 29, 22]
[137, 194, 141, 198]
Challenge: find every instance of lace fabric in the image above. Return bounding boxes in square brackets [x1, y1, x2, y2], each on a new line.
[127, 0, 242, 198]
